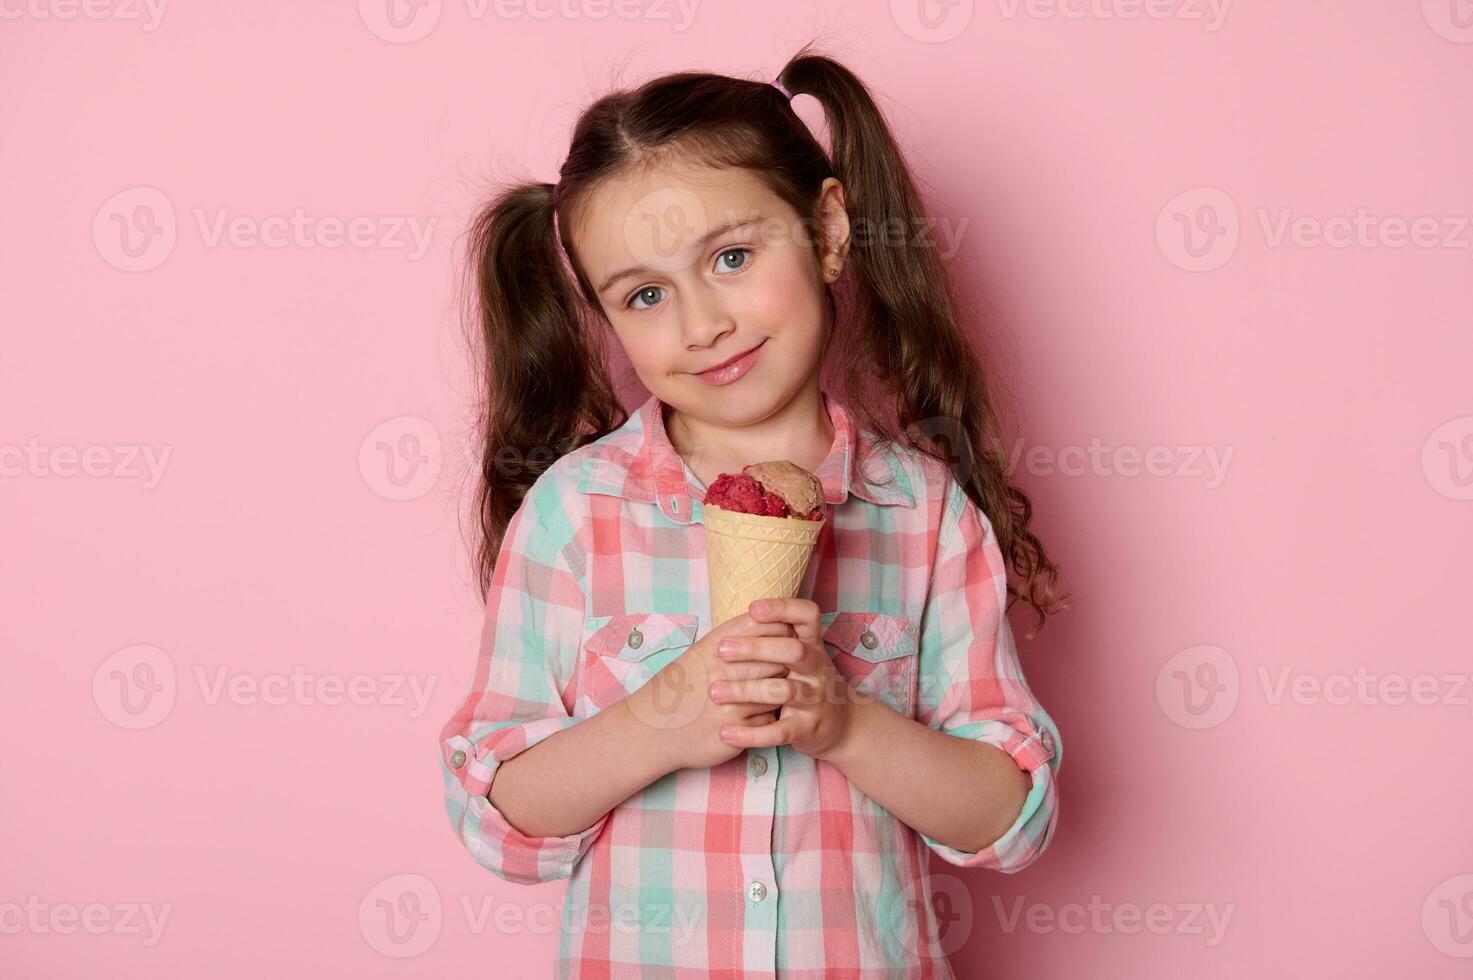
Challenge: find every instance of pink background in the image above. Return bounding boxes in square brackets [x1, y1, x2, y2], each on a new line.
[4, 2, 1471, 977]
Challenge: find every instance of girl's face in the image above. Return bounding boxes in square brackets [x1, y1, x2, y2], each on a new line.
[571, 159, 848, 430]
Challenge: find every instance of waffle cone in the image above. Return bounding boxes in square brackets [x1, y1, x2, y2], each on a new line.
[703, 503, 824, 629]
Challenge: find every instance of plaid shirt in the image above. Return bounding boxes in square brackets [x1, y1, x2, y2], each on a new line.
[438, 390, 1062, 979]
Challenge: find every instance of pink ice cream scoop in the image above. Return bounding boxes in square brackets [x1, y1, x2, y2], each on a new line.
[703, 460, 824, 520]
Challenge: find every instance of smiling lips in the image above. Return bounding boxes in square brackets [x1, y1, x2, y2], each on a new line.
[693, 339, 766, 385]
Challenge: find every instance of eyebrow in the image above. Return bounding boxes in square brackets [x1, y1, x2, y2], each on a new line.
[595, 216, 764, 296]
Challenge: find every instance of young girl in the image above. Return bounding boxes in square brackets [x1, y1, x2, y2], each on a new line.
[438, 48, 1069, 979]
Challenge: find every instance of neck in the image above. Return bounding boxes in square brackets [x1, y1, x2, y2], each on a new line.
[666, 378, 835, 478]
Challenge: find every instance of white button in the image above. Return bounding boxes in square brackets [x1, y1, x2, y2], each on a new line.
[450, 749, 467, 768]
[1040, 730, 1056, 757]
[747, 880, 767, 903]
[749, 754, 768, 777]
[860, 631, 878, 649]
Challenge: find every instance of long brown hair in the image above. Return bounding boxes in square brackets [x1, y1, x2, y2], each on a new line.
[460, 45, 1070, 638]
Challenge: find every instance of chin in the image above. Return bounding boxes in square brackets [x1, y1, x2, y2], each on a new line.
[715, 381, 802, 420]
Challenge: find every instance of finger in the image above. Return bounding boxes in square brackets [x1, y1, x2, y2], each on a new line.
[747, 598, 822, 645]
[781, 672, 824, 707]
[722, 661, 788, 682]
[725, 702, 772, 717]
[721, 717, 789, 749]
[709, 612, 796, 642]
[710, 676, 794, 706]
[717, 634, 806, 667]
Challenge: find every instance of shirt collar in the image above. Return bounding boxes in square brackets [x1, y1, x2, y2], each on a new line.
[579, 389, 915, 525]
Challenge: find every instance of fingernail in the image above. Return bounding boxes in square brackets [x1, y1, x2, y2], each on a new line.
[719, 728, 738, 742]
[709, 682, 728, 701]
[752, 601, 768, 615]
[718, 639, 738, 655]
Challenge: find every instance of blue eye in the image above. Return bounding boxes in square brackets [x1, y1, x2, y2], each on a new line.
[623, 247, 753, 311]
[627, 285, 665, 311]
[716, 247, 750, 272]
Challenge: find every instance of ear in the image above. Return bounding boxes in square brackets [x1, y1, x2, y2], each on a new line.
[816, 178, 851, 267]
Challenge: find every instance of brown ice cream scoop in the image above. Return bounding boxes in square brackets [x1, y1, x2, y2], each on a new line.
[742, 461, 824, 519]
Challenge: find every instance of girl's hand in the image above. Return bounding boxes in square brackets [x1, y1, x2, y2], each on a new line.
[708, 598, 869, 761]
[631, 612, 796, 772]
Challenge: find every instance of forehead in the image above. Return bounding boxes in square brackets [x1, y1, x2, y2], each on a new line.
[570, 160, 790, 282]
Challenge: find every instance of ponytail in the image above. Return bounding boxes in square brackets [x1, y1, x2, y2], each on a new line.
[461, 181, 622, 597]
[779, 49, 1069, 637]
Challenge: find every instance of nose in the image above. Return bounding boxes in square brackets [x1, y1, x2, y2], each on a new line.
[680, 282, 736, 351]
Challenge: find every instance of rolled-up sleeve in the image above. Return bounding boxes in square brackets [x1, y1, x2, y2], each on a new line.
[437, 479, 606, 884]
[914, 477, 1062, 873]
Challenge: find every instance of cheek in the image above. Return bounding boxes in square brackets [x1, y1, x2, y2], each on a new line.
[605, 315, 657, 364]
[619, 335, 672, 378]
[745, 251, 826, 337]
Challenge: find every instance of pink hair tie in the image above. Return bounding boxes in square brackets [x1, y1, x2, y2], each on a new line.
[771, 78, 794, 100]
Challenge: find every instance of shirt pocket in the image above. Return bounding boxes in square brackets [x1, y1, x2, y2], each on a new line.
[821, 611, 920, 716]
[579, 612, 701, 713]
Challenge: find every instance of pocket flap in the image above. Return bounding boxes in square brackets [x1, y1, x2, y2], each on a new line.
[821, 612, 918, 663]
[585, 613, 701, 662]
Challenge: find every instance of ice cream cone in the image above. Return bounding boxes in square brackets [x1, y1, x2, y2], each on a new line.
[703, 503, 824, 629]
